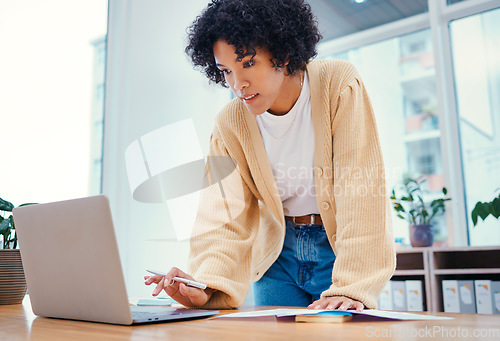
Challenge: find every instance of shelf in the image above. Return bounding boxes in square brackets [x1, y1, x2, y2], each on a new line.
[431, 245, 500, 252]
[395, 247, 429, 253]
[428, 247, 500, 312]
[431, 248, 500, 270]
[388, 248, 431, 312]
[433, 268, 500, 275]
[395, 248, 427, 271]
[391, 246, 500, 313]
[394, 269, 426, 276]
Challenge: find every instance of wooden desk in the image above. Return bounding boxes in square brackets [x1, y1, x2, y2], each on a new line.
[1, 297, 500, 340]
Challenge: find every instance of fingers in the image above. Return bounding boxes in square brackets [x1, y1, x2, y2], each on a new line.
[162, 267, 194, 289]
[143, 267, 188, 288]
[308, 296, 364, 311]
[337, 298, 353, 310]
[152, 276, 165, 296]
[354, 300, 364, 312]
[165, 282, 212, 308]
[178, 283, 209, 307]
[144, 275, 160, 285]
[143, 267, 212, 308]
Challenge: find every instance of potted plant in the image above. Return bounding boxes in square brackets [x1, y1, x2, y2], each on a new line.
[471, 191, 500, 226]
[390, 177, 451, 247]
[0, 197, 36, 304]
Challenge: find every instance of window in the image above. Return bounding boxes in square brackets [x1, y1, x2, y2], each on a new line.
[450, 7, 500, 245]
[316, 0, 500, 247]
[0, 1, 108, 205]
[89, 38, 107, 195]
[321, 29, 447, 246]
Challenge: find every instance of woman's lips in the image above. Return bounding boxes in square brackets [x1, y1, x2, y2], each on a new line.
[241, 93, 259, 103]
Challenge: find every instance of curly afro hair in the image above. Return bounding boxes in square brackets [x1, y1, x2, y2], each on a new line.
[185, 0, 322, 87]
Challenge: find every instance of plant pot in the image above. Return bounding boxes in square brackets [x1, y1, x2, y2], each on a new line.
[409, 224, 434, 247]
[0, 249, 27, 304]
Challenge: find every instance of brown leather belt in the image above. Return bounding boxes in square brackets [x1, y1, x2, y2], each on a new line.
[285, 214, 323, 226]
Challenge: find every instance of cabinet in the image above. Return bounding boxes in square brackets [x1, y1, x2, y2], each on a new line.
[392, 246, 500, 312]
[392, 248, 431, 311]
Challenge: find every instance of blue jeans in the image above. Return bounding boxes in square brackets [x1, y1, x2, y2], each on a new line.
[253, 220, 336, 307]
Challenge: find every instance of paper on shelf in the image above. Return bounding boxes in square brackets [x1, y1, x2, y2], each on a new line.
[459, 284, 473, 304]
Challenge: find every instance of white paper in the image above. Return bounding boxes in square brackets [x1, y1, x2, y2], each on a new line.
[378, 281, 393, 310]
[442, 280, 460, 313]
[459, 284, 473, 305]
[405, 280, 423, 312]
[393, 288, 404, 308]
[494, 292, 500, 312]
[218, 308, 453, 321]
[475, 280, 493, 314]
[220, 308, 322, 318]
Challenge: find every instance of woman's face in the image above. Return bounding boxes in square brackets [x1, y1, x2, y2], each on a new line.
[213, 40, 300, 116]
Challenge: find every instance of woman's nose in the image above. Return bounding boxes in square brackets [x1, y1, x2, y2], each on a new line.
[232, 73, 249, 90]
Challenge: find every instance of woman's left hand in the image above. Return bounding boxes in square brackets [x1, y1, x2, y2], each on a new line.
[308, 296, 365, 311]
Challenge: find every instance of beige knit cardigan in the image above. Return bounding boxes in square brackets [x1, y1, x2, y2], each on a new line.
[189, 59, 396, 310]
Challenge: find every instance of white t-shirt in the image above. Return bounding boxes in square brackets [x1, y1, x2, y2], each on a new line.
[256, 72, 319, 216]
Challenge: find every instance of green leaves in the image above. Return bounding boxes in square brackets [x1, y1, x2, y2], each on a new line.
[0, 219, 11, 235]
[0, 198, 14, 212]
[0, 219, 13, 249]
[393, 203, 406, 213]
[391, 177, 451, 226]
[0, 197, 37, 249]
[471, 195, 500, 226]
[493, 197, 500, 219]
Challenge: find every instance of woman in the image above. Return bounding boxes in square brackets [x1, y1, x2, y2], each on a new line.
[145, 0, 395, 311]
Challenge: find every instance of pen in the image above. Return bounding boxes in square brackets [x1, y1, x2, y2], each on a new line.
[146, 270, 208, 290]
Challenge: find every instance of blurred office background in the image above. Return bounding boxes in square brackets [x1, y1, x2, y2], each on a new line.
[1, 0, 499, 297]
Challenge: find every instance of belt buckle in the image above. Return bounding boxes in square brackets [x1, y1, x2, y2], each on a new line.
[292, 215, 315, 226]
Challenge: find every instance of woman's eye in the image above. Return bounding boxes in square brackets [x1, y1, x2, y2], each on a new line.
[243, 60, 255, 68]
[221, 69, 231, 74]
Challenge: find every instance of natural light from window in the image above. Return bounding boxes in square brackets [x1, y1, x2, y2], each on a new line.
[0, 1, 108, 207]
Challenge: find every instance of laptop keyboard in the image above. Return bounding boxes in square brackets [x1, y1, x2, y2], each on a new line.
[130, 306, 181, 321]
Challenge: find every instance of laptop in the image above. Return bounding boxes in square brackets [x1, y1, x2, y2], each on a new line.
[13, 195, 219, 325]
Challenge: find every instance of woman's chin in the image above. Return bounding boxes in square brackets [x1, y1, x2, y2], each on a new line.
[244, 105, 267, 116]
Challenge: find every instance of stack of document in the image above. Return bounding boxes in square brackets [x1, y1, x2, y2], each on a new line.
[443, 280, 500, 314]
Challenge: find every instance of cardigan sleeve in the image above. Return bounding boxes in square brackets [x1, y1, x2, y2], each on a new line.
[188, 133, 260, 309]
[320, 75, 396, 309]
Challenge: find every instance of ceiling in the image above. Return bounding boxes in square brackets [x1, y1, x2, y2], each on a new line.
[307, 0, 429, 41]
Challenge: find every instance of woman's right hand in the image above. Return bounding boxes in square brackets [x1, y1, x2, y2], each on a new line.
[144, 267, 214, 308]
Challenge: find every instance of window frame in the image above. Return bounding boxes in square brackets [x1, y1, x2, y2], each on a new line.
[317, 0, 500, 246]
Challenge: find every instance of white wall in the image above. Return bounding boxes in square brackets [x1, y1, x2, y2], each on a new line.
[104, 0, 230, 297]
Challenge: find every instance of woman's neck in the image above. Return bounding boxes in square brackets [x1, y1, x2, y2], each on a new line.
[267, 71, 304, 116]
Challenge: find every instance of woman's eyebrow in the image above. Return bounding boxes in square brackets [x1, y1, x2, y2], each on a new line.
[216, 56, 252, 68]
